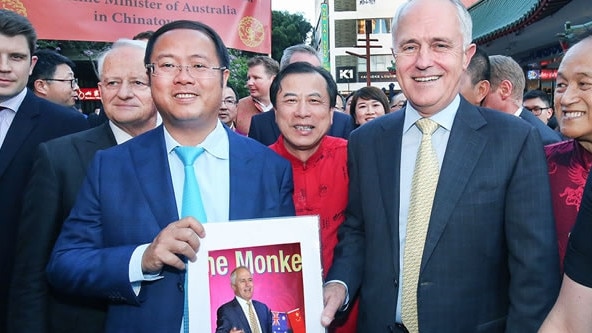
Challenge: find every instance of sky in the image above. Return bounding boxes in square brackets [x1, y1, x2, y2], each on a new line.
[271, 0, 316, 25]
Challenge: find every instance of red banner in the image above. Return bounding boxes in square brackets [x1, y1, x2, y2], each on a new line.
[4, 0, 271, 53]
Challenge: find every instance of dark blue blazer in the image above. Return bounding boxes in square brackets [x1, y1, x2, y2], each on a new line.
[248, 109, 354, 146]
[9, 123, 116, 333]
[519, 108, 563, 145]
[216, 298, 272, 333]
[47, 125, 295, 333]
[327, 97, 560, 332]
[0, 90, 88, 329]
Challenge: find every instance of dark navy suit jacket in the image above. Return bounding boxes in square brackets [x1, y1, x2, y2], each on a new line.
[216, 298, 272, 333]
[248, 109, 354, 146]
[519, 108, 563, 145]
[0, 90, 88, 329]
[47, 125, 295, 333]
[9, 123, 116, 333]
[327, 97, 560, 332]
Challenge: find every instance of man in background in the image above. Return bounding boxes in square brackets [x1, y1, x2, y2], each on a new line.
[248, 44, 354, 146]
[27, 49, 79, 108]
[460, 46, 490, 106]
[483, 55, 562, 145]
[9, 38, 158, 333]
[523, 89, 554, 126]
[235, 55, 278, 135]
[0, 10, 88, 329]
[219, 84, 239, 131]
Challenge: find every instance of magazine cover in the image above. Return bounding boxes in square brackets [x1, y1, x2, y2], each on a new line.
[187, 215, 324, 333]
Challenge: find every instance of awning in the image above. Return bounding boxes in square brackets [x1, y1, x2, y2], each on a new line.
[469, 0, 573, 44]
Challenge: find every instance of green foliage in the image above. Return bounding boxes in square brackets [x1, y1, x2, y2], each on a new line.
[228, 49, 250, 99]
[271, 11, 313, 62]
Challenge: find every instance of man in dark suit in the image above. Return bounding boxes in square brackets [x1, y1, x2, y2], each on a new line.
[248, 44, 354, 146]
[46, 20, 294, 333]
[8, 39, 158, 333]
[321, 1, 560, 332]
[216, 266, 272, 333]
[0, 10, 88, 330]
[484, 55, 563, 145]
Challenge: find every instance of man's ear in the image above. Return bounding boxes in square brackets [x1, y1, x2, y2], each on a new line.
[499, 80, 513, 100]
[33, 79, 49, 96]
[477, 80, 491, 104]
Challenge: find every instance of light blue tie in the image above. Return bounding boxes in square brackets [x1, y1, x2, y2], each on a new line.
[174, 146, 207, 333]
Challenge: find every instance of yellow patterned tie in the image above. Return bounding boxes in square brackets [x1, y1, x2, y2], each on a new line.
[247, 301, 260, 333]
[401, 118, 440, 333]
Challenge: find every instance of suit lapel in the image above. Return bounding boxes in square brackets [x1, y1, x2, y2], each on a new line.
[377, 111, 405, 272]
[227, 127, 257, 220]
[129, 126, 178, 229]
[0, 92, 39, 178]
[232, 298, 252, 332]
[421, 100, 488, 268]
[72, 122, 117, 168]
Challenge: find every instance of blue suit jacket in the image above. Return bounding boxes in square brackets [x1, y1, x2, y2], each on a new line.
[327, 97, 560, 332]
[216, 298, 272, 333]
[47, 125, 295, 333]
[248, 109, 354, 146]
[519, 108, 563, 145]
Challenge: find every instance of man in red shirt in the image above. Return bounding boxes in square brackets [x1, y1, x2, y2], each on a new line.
[268, 62, 356, 333]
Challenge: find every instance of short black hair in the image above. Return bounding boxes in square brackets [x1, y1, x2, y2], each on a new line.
[144, 20, 229, 70]
[467, 46, 490, 85]
[132, 30, 154, 40]
[0, 9, 37, 56]
[225, 83, 239, 101]
[270, 62, 337, 109]
[28, 49, 75, 89]
[523, 89, 552, 107]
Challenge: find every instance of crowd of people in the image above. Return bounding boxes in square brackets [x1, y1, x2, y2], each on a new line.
[2, 0, 592, 332]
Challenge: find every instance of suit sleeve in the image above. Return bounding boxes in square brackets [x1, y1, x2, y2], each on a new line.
[8, 143, 59, 333]
[325, 131, 365, 295]
[215, 304, 236, 333]
[46, 152, 139, 304]
[504, 126, 561, 331]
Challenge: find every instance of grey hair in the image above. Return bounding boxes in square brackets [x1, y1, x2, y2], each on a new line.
[96, 39, 147, 80]
[391, 0, 473, 50]
[230, 266, 250, 285]
[280, 44, 321, 70]
[489, 55, 525, 102]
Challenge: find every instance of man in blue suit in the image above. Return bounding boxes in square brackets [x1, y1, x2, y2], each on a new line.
[47, 20, 295, 333]
[0, 10, 88, 330]
[216, 266, 272, 333]
[321, 0, 560, 332]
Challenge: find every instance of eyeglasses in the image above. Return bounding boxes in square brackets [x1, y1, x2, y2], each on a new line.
[43, 78, 78, 89]
[222, 98, 237, 106]
[146, 63, 226, 79]
[524, 106, 551, 116]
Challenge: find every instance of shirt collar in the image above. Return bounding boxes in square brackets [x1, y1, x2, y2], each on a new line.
[403, 94, 460, 133]
[164, 119, 229, 160]
[0, 88, 28, 113]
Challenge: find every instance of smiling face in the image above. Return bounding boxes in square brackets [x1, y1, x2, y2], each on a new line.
[148, 28, 229, 139]
[555, 37, 592, 151]
[231, 267, 254, 301]
[0, 33, 37, 102]
[392, 0, 475, 117]
[275, 72, 333, 162]
[355, 98, 386, 125]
